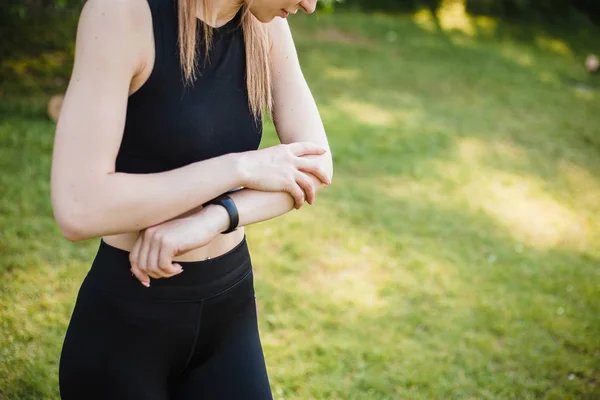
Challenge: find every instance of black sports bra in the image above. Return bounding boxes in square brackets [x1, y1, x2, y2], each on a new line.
[116, 0, 262, 174]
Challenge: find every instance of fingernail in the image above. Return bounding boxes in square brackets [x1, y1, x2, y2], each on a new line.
[142, 281, 150, 288]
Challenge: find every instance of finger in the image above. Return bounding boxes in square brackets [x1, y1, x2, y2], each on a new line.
[138, 232, 152, 277]
[295, 157, 331, 185]
[295, 171, 315, 205]
[287, 182, 305, 209]
[129, 231, 142, 268]
[130, 265, 151, 288]
[147, 235, 167, 278]
[147, 254, 170, 279]
[129, 234, 150, 287]
[288, 142, 328, 157]
[146, 269, 163, 280]
[140, 231, 168, 279]
[158, 243, 184, 277]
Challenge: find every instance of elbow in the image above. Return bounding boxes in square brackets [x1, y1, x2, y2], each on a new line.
[53, 204, 93, 242]
[61, 225, 87, 243]
[51, 175, 104, 241]
[55, 213, 87, 242]
[60, 229, 83, 243]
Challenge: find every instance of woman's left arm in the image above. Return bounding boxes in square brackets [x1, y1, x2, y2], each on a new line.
[129, 19, 333, 282]
[230, 17, 334, 217]
[227, 18, 335, 217]
[268, 18, 333, 181]
[207, 17, 334, 223]
[226, 18, 333, 216]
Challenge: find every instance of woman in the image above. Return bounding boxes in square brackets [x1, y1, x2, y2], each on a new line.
[50, 0, 332, 398]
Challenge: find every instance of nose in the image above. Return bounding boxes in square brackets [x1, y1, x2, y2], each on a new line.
[299, 0, 317, 14]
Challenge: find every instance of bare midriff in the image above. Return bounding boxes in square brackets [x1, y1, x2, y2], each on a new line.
[101, 228, 245, 262]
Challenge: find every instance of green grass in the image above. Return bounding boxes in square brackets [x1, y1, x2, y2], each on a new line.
[1, 9, 600, 399]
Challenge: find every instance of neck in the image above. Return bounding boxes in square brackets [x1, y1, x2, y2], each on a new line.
[196, 0, 242, 28]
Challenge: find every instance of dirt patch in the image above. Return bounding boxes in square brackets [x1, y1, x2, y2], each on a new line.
[314, 28, 372, 45]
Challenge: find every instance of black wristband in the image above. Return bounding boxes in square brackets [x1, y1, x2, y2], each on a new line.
[203, 194, 239, 234]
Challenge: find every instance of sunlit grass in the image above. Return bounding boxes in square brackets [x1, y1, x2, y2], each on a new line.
[1, 9, 600, 400]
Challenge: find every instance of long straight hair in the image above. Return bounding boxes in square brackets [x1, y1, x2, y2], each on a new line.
[177, 0, 272, 120]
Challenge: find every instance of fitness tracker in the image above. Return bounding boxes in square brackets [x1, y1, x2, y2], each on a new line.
[203, 194, 239, 234]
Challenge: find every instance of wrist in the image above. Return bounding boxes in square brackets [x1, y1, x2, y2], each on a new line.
[200, 204, 230, 234]
[232, 152, 249, 187]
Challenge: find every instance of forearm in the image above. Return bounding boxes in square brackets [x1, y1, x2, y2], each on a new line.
[231, 153, 332, 228]
[207, 174, 329, 234]
[52, 153, 243, 241]
[232, 188, 296, 228]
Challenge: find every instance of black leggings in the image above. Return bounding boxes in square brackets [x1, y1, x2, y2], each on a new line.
[59, 237, 273, 400]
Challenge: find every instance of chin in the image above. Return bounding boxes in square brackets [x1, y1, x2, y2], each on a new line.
[255, 14, 275, 23]
[248, 9, 271, 23]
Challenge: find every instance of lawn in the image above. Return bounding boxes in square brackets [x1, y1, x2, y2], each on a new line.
[1, 7, 599, 399]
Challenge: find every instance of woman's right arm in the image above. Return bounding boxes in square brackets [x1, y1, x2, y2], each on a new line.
[51, 0, 327, 242]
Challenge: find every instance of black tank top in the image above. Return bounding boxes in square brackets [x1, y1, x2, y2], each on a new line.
[116, 0, 262, 174]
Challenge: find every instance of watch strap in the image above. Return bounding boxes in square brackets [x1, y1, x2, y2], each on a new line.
[203, 194, 239, 234]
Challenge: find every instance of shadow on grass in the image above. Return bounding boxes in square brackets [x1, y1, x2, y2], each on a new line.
[251, 14, 600, 396]
[252, 171, 599, 397]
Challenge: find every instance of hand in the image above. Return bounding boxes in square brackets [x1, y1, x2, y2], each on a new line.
[237, 142, 331, 209]
[129, 205, 228, 286]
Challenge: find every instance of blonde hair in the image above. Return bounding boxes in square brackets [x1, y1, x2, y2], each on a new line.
[178, 0, 272, 120]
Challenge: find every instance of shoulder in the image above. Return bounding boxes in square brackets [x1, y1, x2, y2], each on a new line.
[80, 0, 149, 21]
[77, 0, 151, 40]
[74, 0, 153, 71]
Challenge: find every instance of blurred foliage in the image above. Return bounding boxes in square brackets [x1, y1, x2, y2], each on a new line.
[2, 0, 598, 25]
[0, 0, 82, 58]
[317, 0, 344, 12]
[333, 0, 600, 24]
[467, 0, 600, 24]
[1, 0, 599, 96]
[0, 1, 80, 96]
